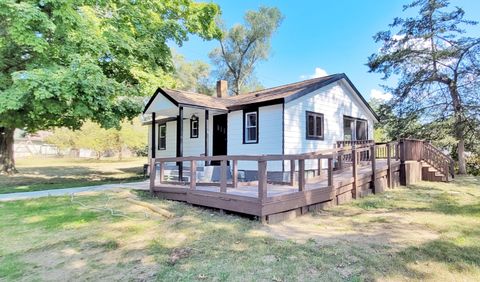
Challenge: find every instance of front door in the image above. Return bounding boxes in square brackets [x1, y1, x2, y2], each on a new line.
[212, 114, 228, 157]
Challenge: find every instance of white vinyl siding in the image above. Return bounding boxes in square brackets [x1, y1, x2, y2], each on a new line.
[284, 80, 375, 170]
[228, 104, 283, 171]
[147, 110, 214, 162]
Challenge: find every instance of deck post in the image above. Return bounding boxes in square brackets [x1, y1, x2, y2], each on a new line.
[386, 143, 392, 188]
[371, 144, 377, 194]
[338, 151, 343, 170]
[328, 157, 335, 204]
[151, 112, 156, 158]
[444, 161, 449, 182]
[232, 159, 238, 188]
[220, 159, 227, 193]
[159, 161, 164, 184]
[149, 158, 156, 192]
[177, 106, 184, 181]
[298, 159, 305, 191]
[258, 160, 268, 201]
[352, 148, 358, 199]
[289, 159, 296, 186]
[317, 158, 322, 176]
[204, 110, 209, 166]
[399, 139, 406, 186]
[190, 160, 196, 190]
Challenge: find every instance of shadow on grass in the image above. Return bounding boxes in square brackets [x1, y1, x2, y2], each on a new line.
[401, 239, 480, 271]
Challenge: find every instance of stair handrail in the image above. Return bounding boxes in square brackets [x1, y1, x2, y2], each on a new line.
[422, 141, 455, 179]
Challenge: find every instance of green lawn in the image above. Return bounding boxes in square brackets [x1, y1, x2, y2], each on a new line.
[0, 157, 147, 194]
[0, 176, 479, 281]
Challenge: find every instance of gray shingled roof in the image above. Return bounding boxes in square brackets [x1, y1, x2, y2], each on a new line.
[144, 73, 379, 120]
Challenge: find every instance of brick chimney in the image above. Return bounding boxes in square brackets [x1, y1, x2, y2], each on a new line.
[216, 80, 228, 98]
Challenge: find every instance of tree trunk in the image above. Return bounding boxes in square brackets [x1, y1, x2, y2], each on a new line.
[449, 81, 467, 174]
[118, 146, 123, 161]
[457, 138, 466, 174]
[0, 127, 17, 175]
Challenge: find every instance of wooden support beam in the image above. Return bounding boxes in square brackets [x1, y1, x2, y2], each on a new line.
[220, 159, 227, 193]
[298, 159, 305, 191]
[289, 159, 296, 186]
[338, 151, 343, 170]
[149, 158, 156, 192]
[177, 106, 184, 181]
[371, 144, 377, 194]
[232, 159, 238, 188]
[328, 157, 334, 204]
[151, 112, 156, 158]
[204, 110, 209, 166]
[258, 160, 267, 201]
[399, 139, 406, 186]
[159, 161, 164, 184]
[386, 143, 392, 188]
[190, 160, 196, 190]
[352, 148, 358, 199]
[317, 158, 322, 176]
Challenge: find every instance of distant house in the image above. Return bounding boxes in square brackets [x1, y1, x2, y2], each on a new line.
[143, 73, 378, 179]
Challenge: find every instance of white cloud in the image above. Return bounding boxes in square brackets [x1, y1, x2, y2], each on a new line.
[370, 89, 393, 101]
[300, 67, 328, 80]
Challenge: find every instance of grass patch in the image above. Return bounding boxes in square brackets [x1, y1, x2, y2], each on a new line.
[0, 157, 146, 194]
[0, 176, 479, 280]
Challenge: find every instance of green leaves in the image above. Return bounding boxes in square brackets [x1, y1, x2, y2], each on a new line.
[209, 6, 283, 95]
[0, 0, 221, 132]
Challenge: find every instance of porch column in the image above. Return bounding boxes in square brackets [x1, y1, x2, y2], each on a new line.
[177, 106, 183, 181]
[204, 109, 209, 166]
[151, 112, 156, 158]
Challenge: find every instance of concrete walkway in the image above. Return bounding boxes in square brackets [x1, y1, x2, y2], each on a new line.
[0, 181, 150, 202]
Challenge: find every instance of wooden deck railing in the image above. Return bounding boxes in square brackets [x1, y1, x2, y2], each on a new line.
[150, 139, 454, 200]
[422, 141, 455, 179]
[150, 140, 405, 202]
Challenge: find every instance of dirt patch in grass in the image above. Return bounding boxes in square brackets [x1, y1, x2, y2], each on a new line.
[263, 210, 439, 249]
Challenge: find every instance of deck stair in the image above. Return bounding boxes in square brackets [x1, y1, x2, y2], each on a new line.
[421, 162, 448, 182]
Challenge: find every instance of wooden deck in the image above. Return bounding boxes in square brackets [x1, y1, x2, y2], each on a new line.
[149, 139, 453, 223]
[149, 141, 404, 222]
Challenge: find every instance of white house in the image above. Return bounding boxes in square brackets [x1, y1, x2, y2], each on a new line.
[143, 73, 379, 181]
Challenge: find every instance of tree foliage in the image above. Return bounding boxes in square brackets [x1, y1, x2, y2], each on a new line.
[46, 119, 147, 160]
[172, 52, 214, 95]
[209, 6, 283, 95]
[0, 0, 221, 173]
[367, 0, 480, 174]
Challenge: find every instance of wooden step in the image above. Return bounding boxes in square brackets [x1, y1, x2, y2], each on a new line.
[422, 163, 447, 182]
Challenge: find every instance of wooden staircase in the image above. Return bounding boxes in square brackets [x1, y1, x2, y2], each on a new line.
[401, 139, 454, 182]
[421, 162, 448, 182]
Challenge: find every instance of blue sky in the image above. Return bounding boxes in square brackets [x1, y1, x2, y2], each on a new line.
[174, 0, 480, 100]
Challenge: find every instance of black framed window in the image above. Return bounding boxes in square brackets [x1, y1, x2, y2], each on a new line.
[243, 111, 258, 143]
[190, 116, 199, 138]
[306, 111, 324, 140]
[158, 124, 166, 150]
[343, 115, 368, 141]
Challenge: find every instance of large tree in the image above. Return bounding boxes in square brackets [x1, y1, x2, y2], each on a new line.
[367, 0, 480, 174]
[173, 52, 214, 95]
[209, 6, 283, 95]
[0, 0, 221, 174]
